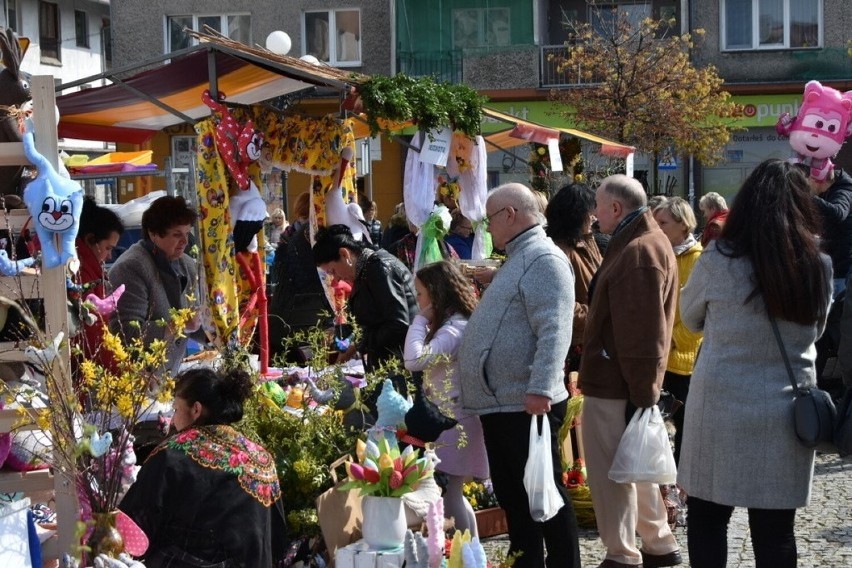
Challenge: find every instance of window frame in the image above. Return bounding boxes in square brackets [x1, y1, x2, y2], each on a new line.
[451, 6, 511, 49]
[301, 8, 362, 67]
[7, 0, 18, 33]
[720, 0, 823, 51]
[39, 1, 61, 64]
[164, 13, 252, 53]
[75, 10, 89, 49]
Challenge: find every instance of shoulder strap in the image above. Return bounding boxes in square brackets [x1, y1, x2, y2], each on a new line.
[769, 315, 801, 393]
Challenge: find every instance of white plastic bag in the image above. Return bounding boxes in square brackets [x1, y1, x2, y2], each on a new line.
[523, 415, 565, 522]
[609, 406, 678, 484]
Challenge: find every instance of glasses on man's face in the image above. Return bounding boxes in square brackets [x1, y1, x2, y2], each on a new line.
[485, 206, 511, 223]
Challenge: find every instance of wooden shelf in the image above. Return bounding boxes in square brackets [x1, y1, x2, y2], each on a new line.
[0, 468, 54, 494]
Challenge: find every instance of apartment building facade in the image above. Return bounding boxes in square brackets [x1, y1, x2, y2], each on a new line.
[105, 1, 851, 203]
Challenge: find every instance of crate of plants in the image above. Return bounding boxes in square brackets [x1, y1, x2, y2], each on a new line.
[463, 479, 508, 538]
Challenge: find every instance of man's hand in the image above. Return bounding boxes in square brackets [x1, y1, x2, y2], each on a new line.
[524, 393, 552, 415]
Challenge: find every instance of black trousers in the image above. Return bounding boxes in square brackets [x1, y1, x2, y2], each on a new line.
[662, 370, 691, 466]
[480, 400, 581, 568]
[687, 496, 797, 568]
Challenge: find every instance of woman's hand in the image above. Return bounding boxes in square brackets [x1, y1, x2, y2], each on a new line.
[419, 303, 434, 323]
[336, 343, 358, 364]
[473, 266, 497, 287]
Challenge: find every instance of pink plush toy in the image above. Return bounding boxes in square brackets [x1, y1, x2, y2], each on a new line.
[776, 80, 852, 182]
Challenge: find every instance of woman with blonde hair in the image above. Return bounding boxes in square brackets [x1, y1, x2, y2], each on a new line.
[652, 196, 702, 464]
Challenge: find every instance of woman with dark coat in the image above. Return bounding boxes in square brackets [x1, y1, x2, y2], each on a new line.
[120, 368, 286, 567]
[313, 224, 417, 374]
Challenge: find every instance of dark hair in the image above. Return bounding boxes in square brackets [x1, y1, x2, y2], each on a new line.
[79, 196, 124, 242]
[142, 196, 197, 239]
[415, 261, 477, 341]
[545, 183, 596, 248]
[312, 224, 366, 265]
[173, 367, 254, 426]
[720, 159, 829, 325]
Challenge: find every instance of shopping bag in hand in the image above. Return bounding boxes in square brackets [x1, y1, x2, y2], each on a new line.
[523, 414, 565, 522]
[609, 406, 677, 484]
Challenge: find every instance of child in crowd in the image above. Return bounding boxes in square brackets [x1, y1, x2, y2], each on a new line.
[403, 260, 489, 536]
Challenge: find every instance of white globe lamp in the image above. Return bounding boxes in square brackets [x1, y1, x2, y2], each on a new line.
[265, 31, 292, 55]
[300, 54, 321, 65]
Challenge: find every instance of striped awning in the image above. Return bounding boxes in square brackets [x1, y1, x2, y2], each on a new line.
[57, 44, 354, 144]
[482, 107, 635, 158]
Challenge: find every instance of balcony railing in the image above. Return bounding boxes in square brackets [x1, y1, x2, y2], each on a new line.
[396, 50, 462, 84]
[540, 44, 601, 88]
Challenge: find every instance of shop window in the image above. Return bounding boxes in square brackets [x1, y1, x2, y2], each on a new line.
[39, 1, 60, 63]
[722, 0, 821, 50]
[75, 10, 89, 48]
[303, 9, 361, 66]
[165, 14, 251, 53]
[452, 7, 510, 49]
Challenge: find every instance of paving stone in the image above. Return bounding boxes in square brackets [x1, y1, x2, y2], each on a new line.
[481, 453, 851, 566]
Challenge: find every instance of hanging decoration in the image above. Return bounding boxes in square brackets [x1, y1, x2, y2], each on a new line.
[447, 133, 490, 260]
[22, 128, 84, 270]
[529, 137, 583, 193]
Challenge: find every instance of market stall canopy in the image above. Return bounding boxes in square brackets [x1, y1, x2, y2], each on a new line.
[482, 107, 635, 159]
[56, 36, 358, 144]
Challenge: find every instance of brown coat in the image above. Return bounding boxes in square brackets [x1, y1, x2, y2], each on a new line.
[579, 209, 677, 407]
[564, 235, 603, 347]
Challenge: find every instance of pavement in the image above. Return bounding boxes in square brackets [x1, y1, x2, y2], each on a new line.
[481, 451, 852, 567]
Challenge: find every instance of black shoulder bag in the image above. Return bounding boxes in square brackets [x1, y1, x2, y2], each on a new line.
[770, 316, 837, 449]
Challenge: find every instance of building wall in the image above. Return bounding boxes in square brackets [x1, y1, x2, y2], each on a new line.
[15, 0, 109, 86]
[11, 0, 111, 152]
[110, 0, 392, 76]
[691, 0, 851, 83]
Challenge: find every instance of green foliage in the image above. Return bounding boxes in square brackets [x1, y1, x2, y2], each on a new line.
[239, 393, 360, 522]
[357, 74, 487, 138]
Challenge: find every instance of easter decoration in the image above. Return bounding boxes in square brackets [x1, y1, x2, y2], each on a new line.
[201, 89, 278, 377]
[22, 127, 83, 269]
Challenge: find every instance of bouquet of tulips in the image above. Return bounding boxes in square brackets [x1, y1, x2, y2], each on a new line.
[339, 430, 435, 497]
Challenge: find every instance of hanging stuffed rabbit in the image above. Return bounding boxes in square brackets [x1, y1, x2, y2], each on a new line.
[0, 28, 31, 207]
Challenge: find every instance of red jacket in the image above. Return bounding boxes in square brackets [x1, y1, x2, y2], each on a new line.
[700, 209, 728, 246]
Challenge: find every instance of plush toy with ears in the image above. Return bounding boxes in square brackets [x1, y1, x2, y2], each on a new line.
[22, 129, 83, 269]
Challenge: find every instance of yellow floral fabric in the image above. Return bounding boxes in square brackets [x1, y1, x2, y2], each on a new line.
[194, 112, 356, 343]
[195, 118, 258, 344]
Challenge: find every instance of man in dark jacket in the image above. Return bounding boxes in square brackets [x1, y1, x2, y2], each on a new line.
[810, 167, 852, 381]
[811, 167, 852, 298]
[580, 175, 682, 568]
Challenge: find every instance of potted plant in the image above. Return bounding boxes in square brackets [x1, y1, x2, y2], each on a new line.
[338, 430, 435, 550]
[463, 479, 508, 538]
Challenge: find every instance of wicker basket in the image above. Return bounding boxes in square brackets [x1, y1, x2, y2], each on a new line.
[568, 485, 596, 528]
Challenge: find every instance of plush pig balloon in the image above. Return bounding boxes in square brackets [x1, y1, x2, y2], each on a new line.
[776, 80, 852, 182]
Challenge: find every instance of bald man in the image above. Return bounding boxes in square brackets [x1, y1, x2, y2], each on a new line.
[459, 183, 581, 567]
[580, 175, 682, 568]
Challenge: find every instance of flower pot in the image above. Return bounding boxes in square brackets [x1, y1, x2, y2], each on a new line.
[475, 507, 508, 538]
[88, 511, 125, 558]
[361, 496, 406, 550]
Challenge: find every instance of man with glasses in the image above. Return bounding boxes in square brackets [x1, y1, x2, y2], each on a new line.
[458, 183, 581, 568]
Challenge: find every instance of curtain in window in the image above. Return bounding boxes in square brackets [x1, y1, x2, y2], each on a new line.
[725, 0, 752, 49]
[758, 0, 784, 46]
[790, 0, 819, 47]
